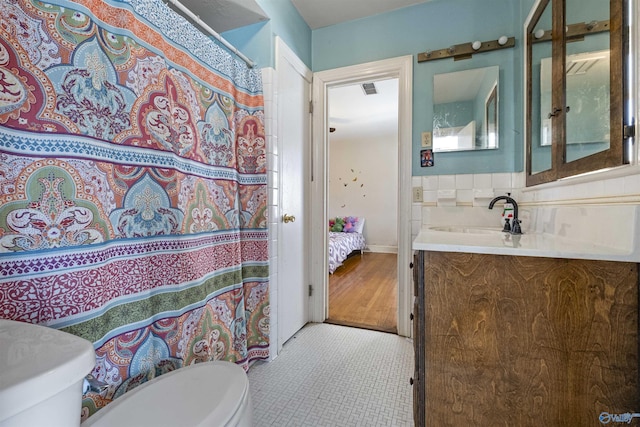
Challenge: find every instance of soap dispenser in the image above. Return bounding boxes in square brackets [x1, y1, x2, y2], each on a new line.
[501, 193, 514, 229]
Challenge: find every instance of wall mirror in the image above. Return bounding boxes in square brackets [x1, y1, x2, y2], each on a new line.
[526, 0, 628, 186]
[539, 50, 611, 147]
[432, 66, 499, 152]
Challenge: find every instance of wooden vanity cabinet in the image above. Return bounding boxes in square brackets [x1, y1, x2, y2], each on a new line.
[412, 251, 638, 427]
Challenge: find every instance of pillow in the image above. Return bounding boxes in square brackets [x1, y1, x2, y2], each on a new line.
[343, 216, 358, 232]
[329, 217, 344, 232]
[329, 216, 365, 233]
[353, 217, 365, 234]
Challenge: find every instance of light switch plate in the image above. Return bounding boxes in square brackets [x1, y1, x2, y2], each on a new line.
[413, 186, 423, 202]
[421, 131, 432, 148]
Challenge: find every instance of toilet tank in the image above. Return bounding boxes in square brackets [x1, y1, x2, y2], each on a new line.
[0, 319, 96, 427]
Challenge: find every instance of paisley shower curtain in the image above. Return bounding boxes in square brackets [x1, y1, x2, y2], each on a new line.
[0, 0, 269, 419]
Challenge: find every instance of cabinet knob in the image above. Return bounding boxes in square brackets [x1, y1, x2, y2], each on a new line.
[409, 377, 414, 385]
[547, 106, 570, 119]
[410, 313, 414, 320]
[409, 262, 414, 269]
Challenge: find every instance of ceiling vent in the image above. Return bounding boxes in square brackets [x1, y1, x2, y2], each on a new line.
[361, 82, 377, 95]
[566, 56, 606, 76]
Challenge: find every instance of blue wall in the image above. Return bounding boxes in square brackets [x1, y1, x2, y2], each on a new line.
[225, 0, 544, 175]
[312, 0, 525, 175]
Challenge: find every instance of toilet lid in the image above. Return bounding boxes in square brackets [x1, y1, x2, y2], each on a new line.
[0, 320, 95, 423]
[82, 361, 249, 427]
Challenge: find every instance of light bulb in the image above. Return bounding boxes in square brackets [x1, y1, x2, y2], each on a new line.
[498, 36, 508, 46]
[472, 40, 482, 50]
[534, 29, 545, 39]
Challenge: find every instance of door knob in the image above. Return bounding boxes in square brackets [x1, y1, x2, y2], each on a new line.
[283, 214, 296, 223]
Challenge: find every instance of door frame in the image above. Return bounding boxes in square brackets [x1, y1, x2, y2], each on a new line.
[310, 56, 413, 338]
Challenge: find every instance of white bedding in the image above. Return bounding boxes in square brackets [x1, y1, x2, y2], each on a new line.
[328, 232, 366, 274]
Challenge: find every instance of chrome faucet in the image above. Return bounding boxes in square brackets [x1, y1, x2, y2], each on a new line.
[488, 194, 522, 234]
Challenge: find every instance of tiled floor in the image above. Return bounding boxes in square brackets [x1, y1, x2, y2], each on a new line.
[247, 323, 415, 426]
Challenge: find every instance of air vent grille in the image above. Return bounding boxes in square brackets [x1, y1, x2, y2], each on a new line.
[361, 82, 377, 95]
[566, 56, 605, 76]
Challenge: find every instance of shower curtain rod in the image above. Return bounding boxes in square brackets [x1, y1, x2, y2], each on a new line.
[166, 0, 256, 68]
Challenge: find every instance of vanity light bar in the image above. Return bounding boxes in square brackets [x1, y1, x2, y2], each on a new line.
[532, 19, 610, 43]
[417, 36, 515, 63]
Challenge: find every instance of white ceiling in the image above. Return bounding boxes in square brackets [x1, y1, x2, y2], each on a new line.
[291, 0, 433, 29]
[329, 79, 399, 143]
[174, 0, 433, 34]
[169, 0, 268, 34]
[433, 67, 491, 104]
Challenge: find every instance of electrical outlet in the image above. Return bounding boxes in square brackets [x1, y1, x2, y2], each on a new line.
[412, 186, 423, 202]
[421, 131, 432, 148]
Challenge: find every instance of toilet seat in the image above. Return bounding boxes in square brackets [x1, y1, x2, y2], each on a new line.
[82, 361, 251, 427]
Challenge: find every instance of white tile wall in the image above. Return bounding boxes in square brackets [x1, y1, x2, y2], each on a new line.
[411, 169, 640, 240]
[411, 172, 522, 238]
[455, 174, 473, 190]
[520, 167, 640, 203]
[625, 174, 640, 194]
[472, 173, 492, 190]
[262, 67, 279, 361]
[437, 174, 456, 189]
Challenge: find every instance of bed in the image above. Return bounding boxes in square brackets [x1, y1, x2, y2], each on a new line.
[328, 217, 366, 274]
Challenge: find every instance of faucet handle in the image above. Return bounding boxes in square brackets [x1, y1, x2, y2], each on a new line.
[511, 219, 522, 235]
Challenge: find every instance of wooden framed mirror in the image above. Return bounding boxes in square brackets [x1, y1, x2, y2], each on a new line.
[525, 0, 630, 186]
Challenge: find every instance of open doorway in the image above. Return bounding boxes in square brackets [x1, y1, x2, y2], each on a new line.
[325, 78, 399, 334]
[309, 56, 413, 338]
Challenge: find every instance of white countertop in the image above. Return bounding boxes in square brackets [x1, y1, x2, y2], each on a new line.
[413, 226, 639, 263]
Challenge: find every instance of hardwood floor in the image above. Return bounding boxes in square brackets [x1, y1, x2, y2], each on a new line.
[326, 252, 397, 334]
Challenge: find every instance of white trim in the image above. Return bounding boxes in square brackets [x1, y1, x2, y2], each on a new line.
[521, 164, 640, 191]
[310, 56, 414, 338]
[521, 194, 640, 206]
[366, 245, 399, 254]
[275, 37, 313, 82]
[262, 67, 278, 361]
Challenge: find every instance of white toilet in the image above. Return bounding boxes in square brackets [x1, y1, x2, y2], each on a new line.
[82, 359, 253, 427]
[0, 319, 252, 427]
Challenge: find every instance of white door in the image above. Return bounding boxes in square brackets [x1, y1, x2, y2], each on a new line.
[277, 38, 312, 349]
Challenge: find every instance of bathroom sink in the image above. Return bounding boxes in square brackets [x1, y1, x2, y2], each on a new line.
[428, 226, 505, 235]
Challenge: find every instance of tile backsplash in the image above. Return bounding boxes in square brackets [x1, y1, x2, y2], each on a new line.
[411, 172, 520, 237]
[414, 172, 521, 208]
[412, 168, 640, 238]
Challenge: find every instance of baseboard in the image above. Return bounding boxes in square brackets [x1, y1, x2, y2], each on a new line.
[366, 245, 398, 254]
[324, 319, 397, 335]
